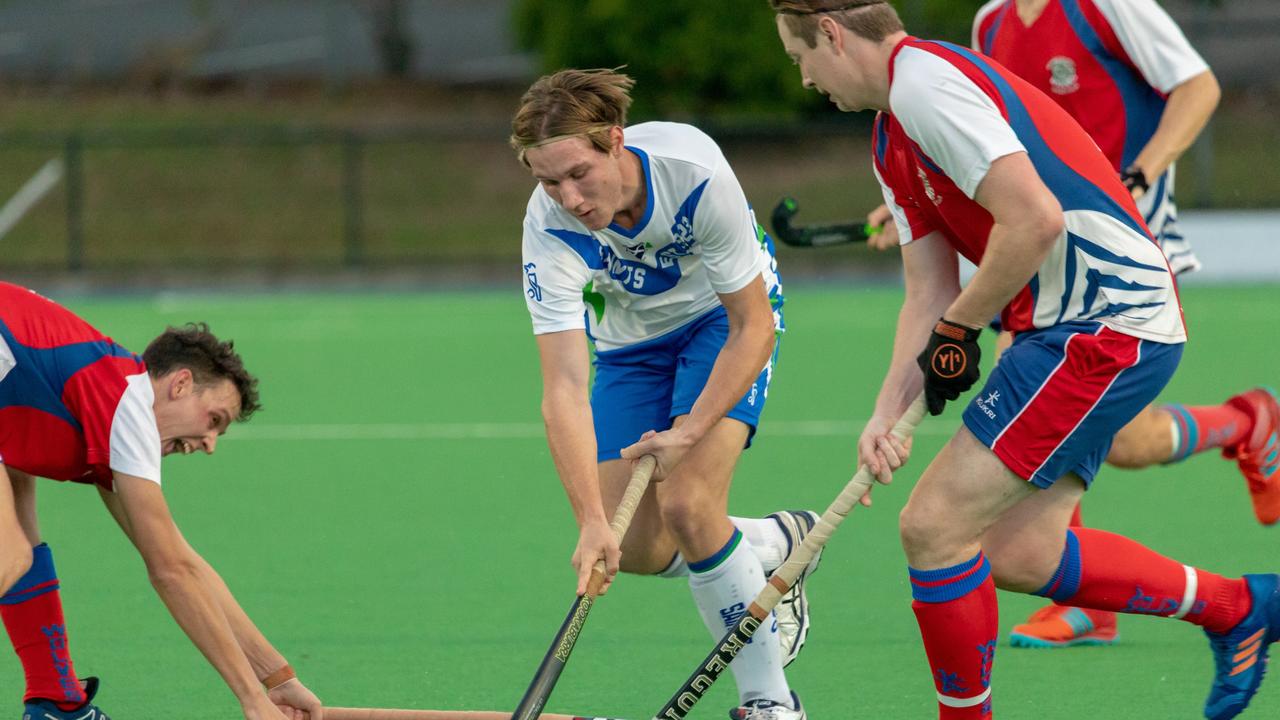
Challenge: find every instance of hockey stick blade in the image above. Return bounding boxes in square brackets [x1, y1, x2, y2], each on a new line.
[770, 196, 872, 247]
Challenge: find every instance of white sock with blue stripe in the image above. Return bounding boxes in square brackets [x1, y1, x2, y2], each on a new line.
[656, 516, 788, 578]
[688, 529, 791, 705]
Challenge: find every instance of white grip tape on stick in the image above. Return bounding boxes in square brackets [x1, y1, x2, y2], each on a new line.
[760, 396, 928, 610]
[591, 454, 657, 577]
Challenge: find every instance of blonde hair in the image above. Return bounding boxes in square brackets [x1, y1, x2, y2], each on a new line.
[510, 68, 635, 166]
[770, 0, 904, 48]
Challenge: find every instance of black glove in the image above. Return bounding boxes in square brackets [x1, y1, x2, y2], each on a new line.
[1120, 165, 1149, 197]
[916, 319, 982, 416]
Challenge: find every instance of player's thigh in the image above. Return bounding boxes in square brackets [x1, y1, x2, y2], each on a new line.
[982, 473, 1085, 592]
[598, 458, 674, 573]
[901, 426, 1038, 564]
[654, 415, 751, 523]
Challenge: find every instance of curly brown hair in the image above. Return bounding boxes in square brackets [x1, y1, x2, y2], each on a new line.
[143, 323, 261, 421]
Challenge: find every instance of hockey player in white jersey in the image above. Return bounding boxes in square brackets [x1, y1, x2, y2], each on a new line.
[512, 68, 814, 720]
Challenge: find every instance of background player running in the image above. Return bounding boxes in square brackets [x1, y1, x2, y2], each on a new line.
[0, 282, 322, 720]
[511, 68, 817, 720]
[772, 2, 1280, 718]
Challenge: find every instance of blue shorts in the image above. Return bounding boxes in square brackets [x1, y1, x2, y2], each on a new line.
[591, 305, 779, 462]
[962, 321, 1182, 489]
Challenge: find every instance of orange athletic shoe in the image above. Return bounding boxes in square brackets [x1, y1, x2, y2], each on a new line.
[1224, 388, 1280, 526]
[1009, 605, 1118, 648]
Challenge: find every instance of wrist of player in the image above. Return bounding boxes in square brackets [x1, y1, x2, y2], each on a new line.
[1120, 164, 1150, 196]
[916, 318, 983, 416]
[260, 663, 295, 691]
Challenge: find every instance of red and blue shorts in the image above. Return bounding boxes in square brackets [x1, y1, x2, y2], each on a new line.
[962, 321, 1182, 489]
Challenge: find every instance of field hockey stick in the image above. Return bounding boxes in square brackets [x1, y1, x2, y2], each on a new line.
[653, 396, 928, 720]
[510, 454, 658, 720]
[329, 708, 625, 720]
[769, 196, 877, 248]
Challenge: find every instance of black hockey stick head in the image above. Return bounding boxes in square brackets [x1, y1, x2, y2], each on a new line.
[770, 196, 873, 247]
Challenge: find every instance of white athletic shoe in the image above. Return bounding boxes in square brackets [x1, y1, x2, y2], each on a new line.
[767, 510, 822, 667]
[729, 691, 806, 720]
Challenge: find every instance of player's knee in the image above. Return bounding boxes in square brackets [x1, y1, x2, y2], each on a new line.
[898, 500, 950, 557]
[656, 493, 703, 539]
[1104, 433, 1155, 468]
[1, 544, 33, 595]
[985, 542, 1057, 593]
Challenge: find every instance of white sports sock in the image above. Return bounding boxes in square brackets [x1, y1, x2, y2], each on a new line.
[731, 516, 788, 574]
[688, 530, 791, 705]
[656, 517, 787, 579]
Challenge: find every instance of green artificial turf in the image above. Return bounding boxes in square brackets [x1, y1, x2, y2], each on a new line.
[4, 284, 1278, 719]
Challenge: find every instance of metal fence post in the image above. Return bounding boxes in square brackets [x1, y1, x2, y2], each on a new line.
[342, 130, 365, 267]
[64, 133, 84, 272]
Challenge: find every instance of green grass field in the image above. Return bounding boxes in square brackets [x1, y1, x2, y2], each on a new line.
[4, 284, 1279, 719]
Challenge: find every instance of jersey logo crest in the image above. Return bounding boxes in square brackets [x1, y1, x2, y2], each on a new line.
[1047, 56, 1080, 95]
[624, 241, 648, 260]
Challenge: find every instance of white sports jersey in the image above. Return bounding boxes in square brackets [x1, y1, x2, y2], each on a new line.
[521, 122, 781, 352]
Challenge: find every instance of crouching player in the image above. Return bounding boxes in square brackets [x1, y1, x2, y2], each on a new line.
[512, 69, 815, 719]
[772, 2, 1280, 718]
[0, 282, 322, 720]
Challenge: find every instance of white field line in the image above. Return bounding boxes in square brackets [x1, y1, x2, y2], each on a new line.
[0, 158, 63, 241]
[230, 419, 955, 441]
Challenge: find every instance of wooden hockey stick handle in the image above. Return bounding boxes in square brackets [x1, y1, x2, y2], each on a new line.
[750, 395, 928, 615]
[588, 454, 657, 584]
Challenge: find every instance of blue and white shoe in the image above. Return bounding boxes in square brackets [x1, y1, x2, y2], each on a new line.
[23, 677, 110, 720]
[1204, 574, 1280, 719]
[768, 510, 823, 667]
[729, 690, 806, 720]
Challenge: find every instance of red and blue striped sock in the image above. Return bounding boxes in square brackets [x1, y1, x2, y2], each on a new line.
[909, 552, 997, 719]
[0, 543, 86, 709]
[1035, 529, 1250, 633]
[1165, 403, 1250, 463]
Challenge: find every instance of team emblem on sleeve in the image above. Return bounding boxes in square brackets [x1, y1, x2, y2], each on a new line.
[524, 262, 542, 302]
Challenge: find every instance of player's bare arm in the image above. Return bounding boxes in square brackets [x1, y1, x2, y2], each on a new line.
[1127, 69, 1220, 194]
[620, 273, 775, 477]
[100, 473, 295, 720]
[945, 151, 1064, 329]
[0, 464, 32, 595]
[535, 329, 620, 595]
[859, 231, 957, 489]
